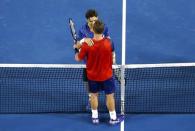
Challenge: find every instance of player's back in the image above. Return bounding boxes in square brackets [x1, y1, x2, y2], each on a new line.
[86, 37, 113, 81]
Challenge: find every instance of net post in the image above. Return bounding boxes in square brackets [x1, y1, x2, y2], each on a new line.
[121, 0, 126, 113]
[121, 0, 126, 130]
[120, 65, 125, 115]
[120, 65, 125, 131]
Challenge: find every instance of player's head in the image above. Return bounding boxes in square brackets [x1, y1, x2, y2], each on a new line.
[93, 20, 104, 35]
[85, 9, 98, 29]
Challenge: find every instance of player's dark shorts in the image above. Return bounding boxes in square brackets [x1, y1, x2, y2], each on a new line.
[88, 77, 115, 95]
[83, 68, 88, 82]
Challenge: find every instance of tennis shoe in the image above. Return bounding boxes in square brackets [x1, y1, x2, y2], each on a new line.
[92, 118, 99, 124]
[109, 115, 124, 125]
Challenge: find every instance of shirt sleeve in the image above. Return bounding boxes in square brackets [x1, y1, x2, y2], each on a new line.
[103, 26, 110, 38]
[77, 29, 86, 41]
[111, 40, 115, 52]
[103, 25, 114, 51]
[78, 43, 88, 60]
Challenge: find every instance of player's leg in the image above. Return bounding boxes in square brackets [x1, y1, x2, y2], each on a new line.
[106, 93, 117, 119]
[104, 77, 124, 125]
[88, 80, 100, 124]
[90, 93, 99, 124]
[83, 69, 91, 111]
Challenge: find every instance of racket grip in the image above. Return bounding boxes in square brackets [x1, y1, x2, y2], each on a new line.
[74, 48, 79, 54]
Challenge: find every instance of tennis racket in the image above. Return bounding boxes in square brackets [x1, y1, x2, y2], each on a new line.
[69, 18, 79, 53]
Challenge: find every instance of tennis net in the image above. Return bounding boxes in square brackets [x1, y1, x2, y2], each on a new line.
[0, 63, 195, 113]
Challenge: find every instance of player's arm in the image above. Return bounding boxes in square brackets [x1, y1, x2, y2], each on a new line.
[75, 39, 94, 49]
[103, 26, 116, 64]
[77, 24, 110, 48]
[74, 29, 84, 49]
[112, 51, 116, 64]
[104, 25, 116, 64]
[103, 25, 110, 38]
[74, 29, 94, 49]
[75, 53, 82, 61]
[75, 43, 88, 62]
[111, 40, 116, 64]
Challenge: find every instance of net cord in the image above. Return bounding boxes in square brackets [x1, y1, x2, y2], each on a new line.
[0, 64, 121, 68]
[1, 63, 195, 68]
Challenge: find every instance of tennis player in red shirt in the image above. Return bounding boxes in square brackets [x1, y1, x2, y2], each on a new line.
[75, 20, 124, 125]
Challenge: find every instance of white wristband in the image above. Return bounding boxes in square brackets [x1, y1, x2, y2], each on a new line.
[79, 38, 85, 45]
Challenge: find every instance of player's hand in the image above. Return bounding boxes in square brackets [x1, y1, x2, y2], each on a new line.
[73, 44, 77, 49]
[84, 38, 94, 46]
[73, 42, 82, 49]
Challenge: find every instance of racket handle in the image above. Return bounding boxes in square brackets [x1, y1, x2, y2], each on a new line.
[74, 48, 79, 54]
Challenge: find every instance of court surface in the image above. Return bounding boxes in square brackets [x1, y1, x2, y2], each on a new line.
[0, 114, 195, 131]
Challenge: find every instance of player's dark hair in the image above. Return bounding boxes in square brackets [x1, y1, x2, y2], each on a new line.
[85, 9, 98, 19]
[93, 20, 104, 34]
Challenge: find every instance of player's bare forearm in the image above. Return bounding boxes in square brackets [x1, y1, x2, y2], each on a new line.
[78, 38, 94, 47]
[75, 53, 82, 61]
[112, 51, 116, 64]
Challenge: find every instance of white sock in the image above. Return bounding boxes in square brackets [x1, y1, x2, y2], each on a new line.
[92, 109, 98, 118]
[109, 111, 117, 120]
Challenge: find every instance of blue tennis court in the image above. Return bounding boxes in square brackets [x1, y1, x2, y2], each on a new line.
[0, 114, 195, 131]
[1, 0, 195, 131]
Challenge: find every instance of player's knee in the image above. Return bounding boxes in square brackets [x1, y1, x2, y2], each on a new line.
[91, 93, 98, 99]
[106, 93, 115, 103]
[106, 93, 114, 99]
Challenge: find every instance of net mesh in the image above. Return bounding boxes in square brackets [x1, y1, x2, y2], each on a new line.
[0, 65, 121, 113]
[125, 65, 195, 113]
[0, 64, 195, 113]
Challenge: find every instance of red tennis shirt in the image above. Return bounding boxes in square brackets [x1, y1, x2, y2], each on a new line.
[78, 37, 113, 81]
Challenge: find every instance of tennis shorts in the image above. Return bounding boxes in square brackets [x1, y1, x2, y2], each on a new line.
[88, 77, 115, 94]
